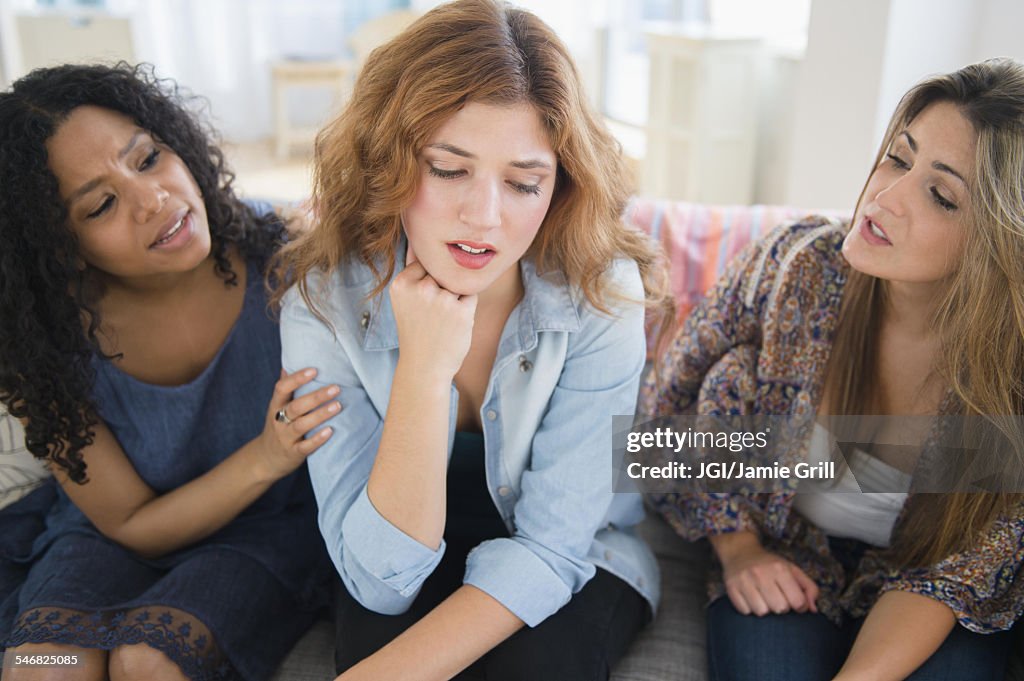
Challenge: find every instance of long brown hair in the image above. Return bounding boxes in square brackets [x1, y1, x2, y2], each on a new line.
[272, 0, 671, 326]
[825, 59, 1024, 566]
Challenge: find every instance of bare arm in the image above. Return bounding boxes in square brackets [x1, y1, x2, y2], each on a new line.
[364, 256, 476, 550]
[53, 369, 339, 558]
[833, 590, 956, 681]
[336, 585, 524, 681]
[365, 358, 452, 550]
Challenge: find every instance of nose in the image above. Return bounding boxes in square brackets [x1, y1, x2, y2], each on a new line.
[458, 177, 502, 230]
[874, 172, 908, 218]
[128, 177, 169, 223]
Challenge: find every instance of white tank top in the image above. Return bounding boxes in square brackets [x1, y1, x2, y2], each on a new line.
[791, 424, 912, 547]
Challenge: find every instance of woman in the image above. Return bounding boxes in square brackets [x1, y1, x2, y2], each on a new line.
[275, 0, 671, 679]
[0, 63, 335, 681]
[642, 59, 1024, 680]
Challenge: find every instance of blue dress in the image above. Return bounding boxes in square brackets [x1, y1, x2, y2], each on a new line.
[1, 257, 331, 681]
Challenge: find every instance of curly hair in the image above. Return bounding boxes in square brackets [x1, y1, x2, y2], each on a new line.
[0, 62, 284, 483]
[273, 0, 671, 327]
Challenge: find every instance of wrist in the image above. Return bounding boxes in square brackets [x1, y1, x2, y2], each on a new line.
[709, 529, 761, 565]
[246, 434, 283, 485]
[394, 356, 456, 391]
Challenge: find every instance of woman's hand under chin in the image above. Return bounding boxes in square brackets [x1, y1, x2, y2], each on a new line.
[390, 242, 478, 383]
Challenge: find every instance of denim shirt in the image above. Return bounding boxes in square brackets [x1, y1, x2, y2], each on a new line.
[279, 246, 659, 627]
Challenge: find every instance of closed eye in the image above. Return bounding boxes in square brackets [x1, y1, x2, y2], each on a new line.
[886, 152, 910, 170]
[931, 188, 958, 212]
[428, 166, 465, 180]
[139, 148, 161, 170]
[87, 196, 114, 219]
[509, 181, 542, 196]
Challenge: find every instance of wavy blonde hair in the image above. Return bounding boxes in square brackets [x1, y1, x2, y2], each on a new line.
[825, 59, 1024, 566]
[272, 0, 670, 326]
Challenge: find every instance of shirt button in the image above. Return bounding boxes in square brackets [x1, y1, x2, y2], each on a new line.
[486, 409, 497, 421]
[604, 550, 613, 561]
[518, 355, 532, 372]
[637, 577, 645, 588]
[498, 486, 511, 497]
[360, 311, 370, 329]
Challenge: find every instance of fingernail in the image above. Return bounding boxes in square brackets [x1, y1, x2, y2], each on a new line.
[304, 369, 316, 377]
[327, 385, 340, 396]
[320, 427, 332, 437]
[328, 402, 340, 412]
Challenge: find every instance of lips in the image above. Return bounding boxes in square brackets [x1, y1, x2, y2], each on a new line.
[150, 209, 189, 248]
[859, 216, 892, 246]
[448, 240, 495, 254]
[446, 240, 497, 270]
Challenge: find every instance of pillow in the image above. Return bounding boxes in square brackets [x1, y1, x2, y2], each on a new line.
[0, 404, 51, 510]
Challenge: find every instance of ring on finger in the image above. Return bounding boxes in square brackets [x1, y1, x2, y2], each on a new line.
[275, 408, 294, 425]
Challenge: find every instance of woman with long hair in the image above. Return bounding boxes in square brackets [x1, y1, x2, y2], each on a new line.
[642, 59, 1024, 680]
[274, 0, 671, 678]
[0, 63, 334, 680]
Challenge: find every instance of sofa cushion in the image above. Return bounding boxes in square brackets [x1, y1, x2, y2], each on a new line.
[625, 199, 813, 323]
[0, 405, 50, 511]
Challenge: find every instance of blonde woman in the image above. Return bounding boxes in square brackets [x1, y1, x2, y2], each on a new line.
[274, 1, 671, 679]
[643, 59, 1024, 680]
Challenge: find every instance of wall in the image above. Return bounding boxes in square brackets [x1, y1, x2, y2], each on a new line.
[972, 0, 1024, 62]
[874, 0, 978, 144]
[783, 0, 1014, 212]
[783, 0, 892, 212]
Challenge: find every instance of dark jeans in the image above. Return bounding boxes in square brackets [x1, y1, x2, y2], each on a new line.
[707, 591, 1013, 681]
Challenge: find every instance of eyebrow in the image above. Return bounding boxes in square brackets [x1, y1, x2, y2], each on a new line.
[899, 131, 967, 186]
[67, 130, 147, 204]
[426, 142, 553, 171]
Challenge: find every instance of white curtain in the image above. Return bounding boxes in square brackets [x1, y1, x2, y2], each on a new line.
[129, 0, 349, 142]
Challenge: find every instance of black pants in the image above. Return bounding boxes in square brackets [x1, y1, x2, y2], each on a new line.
[333, 546, 649, 680]
[333, 434, 649, 680]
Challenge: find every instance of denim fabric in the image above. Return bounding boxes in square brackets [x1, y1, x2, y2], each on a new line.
[280, 242, 659, 627]
[707, 596, 1013, 680]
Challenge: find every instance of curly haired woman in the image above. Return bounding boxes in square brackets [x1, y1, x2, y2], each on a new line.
[0, 64, 333, 681]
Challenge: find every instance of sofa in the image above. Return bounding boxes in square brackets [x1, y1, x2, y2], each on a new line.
[2, 199, 1020, 679]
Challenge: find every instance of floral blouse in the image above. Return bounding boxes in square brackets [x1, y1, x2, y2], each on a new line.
[640, 216, 1024, 633]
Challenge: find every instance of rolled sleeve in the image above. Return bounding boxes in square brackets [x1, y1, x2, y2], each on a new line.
[877, 502, 1024, 633]
[340, 486, 446, 613]
[464, 537, 574, 627]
